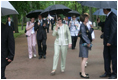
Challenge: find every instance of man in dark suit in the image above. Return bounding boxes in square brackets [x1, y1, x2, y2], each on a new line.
[63, 16, 69, 26]
[46, 17, 50, 33]
[51, 18, 54, 31]
[6, 16, 15, 33]
[97, 9, 117, 79]
[1, 23, 15, 79]
[34, 15, 47, 59]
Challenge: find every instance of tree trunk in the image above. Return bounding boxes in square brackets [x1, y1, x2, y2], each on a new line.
[75, 1, 77, 11]
[89, 7, 93, 22]
[81, 5, 84, 14]
[13, 14, 19, 33]
[21, 15, 25, 30]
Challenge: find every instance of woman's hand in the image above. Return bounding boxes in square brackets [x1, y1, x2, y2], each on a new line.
[68, 44, 72, 48]
[87, 44, 90, 47]
[90, 24, 93, 28]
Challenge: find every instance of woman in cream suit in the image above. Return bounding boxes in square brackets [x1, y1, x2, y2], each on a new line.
[26, 17, 37, 59]
[51, 18, 72, 75]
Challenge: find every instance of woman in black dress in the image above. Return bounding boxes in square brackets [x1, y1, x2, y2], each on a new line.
[79, 14, 93, 78]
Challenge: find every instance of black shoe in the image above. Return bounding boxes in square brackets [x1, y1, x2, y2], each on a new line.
[80, 73, 89, 78]
[72, 48, 75, 50]
[43, 55, 46, 59]
[39, 56, 42, 59]
[80, 72, 89, 76]
[99, 73, 111, 78]
[109, 75, 117, 79]
[51, 71, 56, 76]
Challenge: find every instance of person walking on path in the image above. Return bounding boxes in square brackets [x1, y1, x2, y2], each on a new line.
[69, 15, 80, 50]
[26, 17, 37, 59]
[51, 18, 72, 75]
[34, 15, 47, 59]
[1, 23, 15, 79]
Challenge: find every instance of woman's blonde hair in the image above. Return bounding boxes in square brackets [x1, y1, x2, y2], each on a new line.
[84, 13, 90, 18]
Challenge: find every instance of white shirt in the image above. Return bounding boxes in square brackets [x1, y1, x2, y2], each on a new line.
[107, 11, 111, 17]
[8, 21, 11, 26]
[70, 20, 80, 36]
[79, 21, 95, 39]
[31, 23, 35, 34]
[38, 19, 42, 23]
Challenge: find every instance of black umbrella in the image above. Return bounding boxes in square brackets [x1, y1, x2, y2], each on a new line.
[78, 1, 117, 9]
[64, 10, 80, 17]
[26, 10, 43, 18]
[41, 4, 71, 17]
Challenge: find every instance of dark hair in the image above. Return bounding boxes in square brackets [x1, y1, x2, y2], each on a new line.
[57, 18, 62, 21]
[80, 14, 89, 22]
[65, 16, 68, 18]
[72, 15, 76, 18]
[58, 16, 61, 18]
[7, 15, 10, 18]
[106, 9, 111, 11]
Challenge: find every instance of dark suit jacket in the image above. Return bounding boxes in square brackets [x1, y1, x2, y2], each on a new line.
[51, 19, 54, 24]
[98, 12, 117, 46]
[1, 23, 15, 67]
[6, 21, 15, 31]
[34, 20, 47, 40]
[80, 23, 93, 44]
[63, 20, 70, 26]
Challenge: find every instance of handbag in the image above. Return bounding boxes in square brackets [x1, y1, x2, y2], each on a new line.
[25, 21, 30, 37]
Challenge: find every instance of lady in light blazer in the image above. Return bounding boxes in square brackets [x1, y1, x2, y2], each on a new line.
[26, 17, 37, 59]
[51, 18, 72, 75]
[79, 14, 93, 78]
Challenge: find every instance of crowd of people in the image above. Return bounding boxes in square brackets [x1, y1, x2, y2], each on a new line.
[1, 8, 117, 79]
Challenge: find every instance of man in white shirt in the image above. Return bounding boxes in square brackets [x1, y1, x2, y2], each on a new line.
[6, 16, 15, 33]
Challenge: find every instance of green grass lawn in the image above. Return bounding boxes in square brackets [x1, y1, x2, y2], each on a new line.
[14, 26, 25, 38]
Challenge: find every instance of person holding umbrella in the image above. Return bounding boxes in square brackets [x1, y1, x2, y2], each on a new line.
[25, 17, 37, 59]
[98, 9, 117, 79]
[51, 18, 72, 75]
[63, 16, 70, 26]
[34, 15, 47, 59]
[69, 15, 80, 50]
[1, 1, 18, 79]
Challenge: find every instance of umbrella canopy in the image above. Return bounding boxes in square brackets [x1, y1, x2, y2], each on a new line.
[1, 1, 19, 16]
[26, 10, 43, 18]
[41, 4, 71, 17]
[93, 8, 117, 15]
[64, 10, 80, 17]
[78, 1, 117, 9]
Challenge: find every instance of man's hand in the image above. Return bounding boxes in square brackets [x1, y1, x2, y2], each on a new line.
[107, 43, 111, 46]
[13, 31, 15, 33]
[43, 23, 46, 26]
[38, 22, 40, 25]
[68, 44, 72, 48]
[6, 58, 12, 62]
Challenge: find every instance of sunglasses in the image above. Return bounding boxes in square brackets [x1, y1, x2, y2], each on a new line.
[72, 17, 76, 18]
